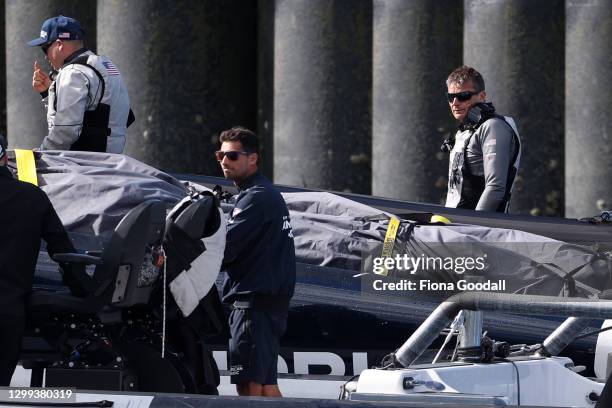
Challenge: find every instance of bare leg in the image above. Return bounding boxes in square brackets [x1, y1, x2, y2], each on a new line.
[262, 384, 283, 397]
[236, 381, 263, 396]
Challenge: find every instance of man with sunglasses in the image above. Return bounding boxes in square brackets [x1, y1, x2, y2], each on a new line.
[444, 66, 521, 213]
[216, 127, 295, 397]
[27, 15, 133, 153]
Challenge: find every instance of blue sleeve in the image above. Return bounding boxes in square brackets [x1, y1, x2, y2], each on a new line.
[223, 191, 267, 269]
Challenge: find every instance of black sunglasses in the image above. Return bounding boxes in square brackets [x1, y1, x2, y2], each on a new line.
[447, 90, 480, 103]
[215, 150, 250, 161]
[41, 42, 53, 54]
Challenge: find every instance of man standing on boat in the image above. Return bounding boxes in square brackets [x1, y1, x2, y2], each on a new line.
[217, 126, 296, 397]
[444, 66, 521, 213]
[28, 15, 133, 153]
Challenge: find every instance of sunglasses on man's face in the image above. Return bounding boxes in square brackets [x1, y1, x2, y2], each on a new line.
[215, 150, 249, 161]
[447, 90, 479, 103]
[41, 42, 54, 54]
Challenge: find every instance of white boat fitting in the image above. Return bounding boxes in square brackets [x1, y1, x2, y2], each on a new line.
[341, 292, 612, 407]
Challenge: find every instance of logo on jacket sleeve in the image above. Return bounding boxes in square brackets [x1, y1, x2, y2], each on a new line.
[102, 61, 120, 76]
[282, 216, 294, 238]
[227, 207, 242, 225]
[229, 364, 244, 376]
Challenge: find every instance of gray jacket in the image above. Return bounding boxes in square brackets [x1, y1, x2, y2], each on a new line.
[40, 50, 130, 153]
[445, 116, 521, 212]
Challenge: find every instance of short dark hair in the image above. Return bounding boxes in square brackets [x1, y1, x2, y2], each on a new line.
[219, 126, 260, 155]
[446, 66, 485, 92]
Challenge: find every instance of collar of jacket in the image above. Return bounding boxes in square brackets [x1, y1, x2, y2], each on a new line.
[62, 48, 91, 67]
[236, 171, 261, 192]
[458, 122, 473, 132]
[0, 165, 14, 180]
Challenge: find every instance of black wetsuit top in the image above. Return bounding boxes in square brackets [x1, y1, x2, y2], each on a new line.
[446, 116, 520, 212]
[0, 166, 74, 317]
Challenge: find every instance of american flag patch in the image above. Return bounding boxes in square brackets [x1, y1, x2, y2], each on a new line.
[102, 61, 120, 76]
[58, 32, 71, 39]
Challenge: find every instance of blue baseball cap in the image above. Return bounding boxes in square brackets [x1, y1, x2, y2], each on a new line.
[27, 15, 84, 47]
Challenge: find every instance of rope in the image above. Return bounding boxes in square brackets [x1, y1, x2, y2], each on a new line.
[433, 310, 464, 364]
[160, 246, 167, 358]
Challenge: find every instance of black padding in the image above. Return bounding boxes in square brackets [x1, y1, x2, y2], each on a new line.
[163, 222, 206, 282]
[27, 291, 100, 318]
[27, 200, 166, 316]
[106, 200, 166, 307]
[53, 253, 103, 265]
[166, 195, 228, 337]
[174, 196, 219, 240]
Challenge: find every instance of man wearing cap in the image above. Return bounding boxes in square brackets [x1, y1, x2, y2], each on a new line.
[0, 135, 80, 385]
[28, 15, 133, 153]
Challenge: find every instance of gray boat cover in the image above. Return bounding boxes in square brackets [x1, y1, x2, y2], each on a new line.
[284, 192, 611, 298]
[8, 151, 189, 240]
[8, 151, 611, 298]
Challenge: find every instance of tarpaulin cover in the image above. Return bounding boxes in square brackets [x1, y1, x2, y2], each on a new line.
[283, 192, 611, 297]
[8, 151, 610, 297]
[8, 151, 189, 240]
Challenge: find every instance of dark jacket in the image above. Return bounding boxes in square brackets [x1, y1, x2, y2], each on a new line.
[221, 173, 296, 306]
[0, 166, 74, 317]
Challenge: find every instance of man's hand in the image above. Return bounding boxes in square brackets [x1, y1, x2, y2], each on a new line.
[32, 61, 51, 93]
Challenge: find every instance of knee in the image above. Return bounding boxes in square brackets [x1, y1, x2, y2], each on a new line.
[236, 381, 262, 396]
[262, 384, 282, 397]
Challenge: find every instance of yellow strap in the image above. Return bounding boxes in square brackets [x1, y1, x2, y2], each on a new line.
[377, 216, 400, 276]
[14, 149, 38, 186]
[431, 214, 451, 224]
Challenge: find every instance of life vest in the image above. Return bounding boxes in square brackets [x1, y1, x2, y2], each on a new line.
[447, 114, 521, 212]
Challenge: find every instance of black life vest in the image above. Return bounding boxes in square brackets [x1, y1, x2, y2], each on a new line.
[456, 115, 520, 213]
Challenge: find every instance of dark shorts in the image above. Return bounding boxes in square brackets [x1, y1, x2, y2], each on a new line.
[228, 308, 287, 385]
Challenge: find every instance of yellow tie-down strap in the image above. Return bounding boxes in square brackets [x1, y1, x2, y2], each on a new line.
[431, 214, 452, 224]
[14, 149, 38, 186]
[377, 216, 400, 276]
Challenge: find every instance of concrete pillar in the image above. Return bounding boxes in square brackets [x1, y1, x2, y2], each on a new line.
[98, 1, 257, 175]
[274, 0, 372, 193]
[566, 0, 612, 218]
[0, 0, 5, 137]
[464, 0, 565, 216]
[6, 0, 96, 149]
[258, 0, 274, 179]
[372, 0, 461, 203]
